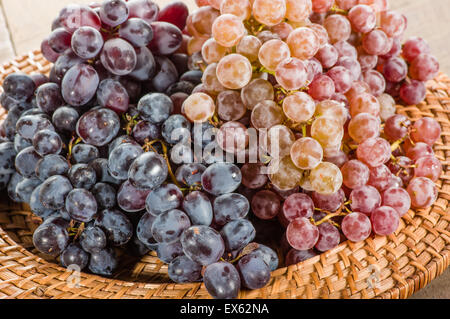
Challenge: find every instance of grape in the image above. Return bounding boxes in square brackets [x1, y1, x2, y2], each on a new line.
[348, 113, 380, 143]
[309, 75, 336, 102]
[275, 58, 308, 91]
[285, 248, 318, 266]
[68, 163, 96, 190]
[138, 93, 173, 124]
[402, 37, 431, 63]
[0, 142, 16, 176]
[213, 193, 250, 226]
[89, 247, 118, 276]
[202, 163, 242, 196]
[95, 208, 133, 246]
[315, 100, 349, 126]
[216, 121, 249, 154]
[202, 63, 226, 94]
[315, 222, 340, 252]
[410, 117, 441, 146]
[2, 73, 35, 102]
[182, 191, 213, 226]
[280, 92, 315, 125]
[371, 206, 400, 236]
[310, 162, 343, 195]
[382, 57, 408, 83]
[35, 83, 64, 114]
[41, 38, 60, 63]
[16, 115, 54, 142]
[48, 28, 72, 53]
[89, 158, 120, 185]
[217, 54, 252, 90]
[148, 22, 183, 55]
[71, 144, 99, 164]
[384, 114, 411, 142]
[325, 150, 349, 169]
[96, 79, 130, 114]
[212, 14, 246, 48]
[201, 38, 229, 64]
[368, 164, 392, 192]
[162, 114, 191, 144]
[186, 6, 219, 37]
[336, 0, 357, 10]
[157, 240, 184, 263]
[136, 212, 157, 248]
[117, 19, 153, 49]
[117, 179, 151, 212]
[324, 14, 352, 44]
[157, 2, 188, 30]
[61, 243, 89, 270]
[311, 117, 343, 147]
[410, 54, 439, 82]
[251, 190, 281, 220]
[61, 63, 99, 107]
[282, 193, 314, 225]
[181, 226, 225, 265]
[414, 155, 442, 182]
[258, 39, 291, 72]
[32, 222, 69, 256]
[362, 70, 385, 97]
[286, 217, 319, 251]
[247, 244, 279, 271]
[30, 184, 55, 218]
[287, 27, 320, 60]
[315, 44, 339, 69]
[251, 100, 285, 131]
[382, 187, 411, 217]
[252, 0, 286, 26]
[285, 0, 312, 22]
[64, 188, 97, 222]
[7, 173, 23, 202]
[236, 36, 262, 62]
[220, 219, 256, 251]
[32, 130, 62, 156]
[216, 91, 246, 121]
[35, 155, 70, 181]
[100, 38, 137, 76]
[145, 183, 182, 216]
[311, 0, 334, 13]
[238, 163, 266, 190]
[268, 156, 303, 191]
[359, 52, 378, 72]
[52, 106, 79, 133]
[327, 66, 353, 94]
[91, 183, 116, 209]
[127, 0, 159, 24]
[150, 209, 191, 244]
[168, 255, 203, 283]
[203, 262, 240, 299]
[400, 80, 426, 106]
[266, 125, 295, 158]
[58, 4, 101, 33]
[15, 146, 42, 178]
[290, 137, 323, 170]
[76, 108, 120, 147]
[348, 4, 376, 33]
[356, 137, 391, 167]
[175, 163, 206, 188]
[387, 156, 414, 186]
[99, 0, 128, 27]
[237, 254, 271, 289]
[341, 160, 370, 189]
[15, 177, 41, 203]
[71, 26, 103, 59]
[341, 212, 372, 242]
[349, 185, 381, 215]
[183, 92, 216, 123]
[241, 79, 274, 110]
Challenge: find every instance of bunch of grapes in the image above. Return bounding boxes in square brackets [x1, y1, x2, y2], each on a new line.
[0, 0, 444, 300]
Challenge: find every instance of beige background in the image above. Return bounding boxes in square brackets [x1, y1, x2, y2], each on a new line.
[0, 0, 448, 299]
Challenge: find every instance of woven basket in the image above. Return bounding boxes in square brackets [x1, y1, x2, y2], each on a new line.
[0, 50, 448, 299]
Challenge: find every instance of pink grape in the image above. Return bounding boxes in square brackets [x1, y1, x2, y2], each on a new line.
[400, 80, 427, 105]
[341, 160, 370, 189]
[382, 57, 408, 83]
[327, 66, 353, 94]
[380, 11, 407, 38]
[308, 75, 336, 101]
[286, 218, 319, 251]
[348, 112, 380, 143]
[402, 37, 431, 63]
[410, 54, 440, 82]
[410, 117, 441, 146]
[311, 0, 335, 13]
[356, 137, 391, 167]
[315, 44, 339, 69]
[341, 212, 372, 242]
[275, 58, 308, 91]
[241, 163, 268, 189]
[282, 193, 315, 222]
[315, 222, 340, 252]
[382, 187, 411, 217]
[287, 27, 321, 60]
[363, 70, 386, 97]
[323, 14, 352, 44]
[405, 142, 434, 162]
[384, 114, 411, 142]
[407, 177, 438, 208]
[311, 189, 346, 212]
[371, 206, 400, 236]
[362, 29, 389, 56]
[251, 190, 281, 220]
[348, 4, 376, 34]
[285, 248, 318, 266]
[338, 57, 362, 81]
[414, 155, 442, 182]
[368, 164, 392, 192]
[350, 185, 381, 215]
[387, 156, 414, 186]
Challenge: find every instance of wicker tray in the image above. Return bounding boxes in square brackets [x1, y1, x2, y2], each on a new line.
[0, 51, 448, 299]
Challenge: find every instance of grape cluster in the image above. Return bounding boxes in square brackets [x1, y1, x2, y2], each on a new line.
[0, 0, 444, 300]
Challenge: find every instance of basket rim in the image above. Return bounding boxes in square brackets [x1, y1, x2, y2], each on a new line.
[0, 51, 449, 299]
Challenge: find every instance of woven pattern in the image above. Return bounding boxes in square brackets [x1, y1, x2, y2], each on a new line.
[0, 52, 448, 299]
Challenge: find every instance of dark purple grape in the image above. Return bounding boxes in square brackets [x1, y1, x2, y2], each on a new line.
[108, 142, 144, 180]
[129, 47, 156, 81]
[119, 77, 142, 103]
[68, 163, 97, 189]
[30, 184, 56, 218]
[108, 135, 139, 155]
[132, 121, 161, 144]
[168, 255, 203, 283]
[52, 106, 79, 133]
[180, 70, 203, 85]
[89, 158, 121, 185]
[32, 129, 63, 156]
[35, 154, 70, 181]
[213, 193, 250, 226]
[91, 183, 116, 209]
[3, 106, 24, 140]
[127, 236, 151, 256]
[136, 212, 158, 248]
[138, 93, 173, 124]
[65, 188, 98, 222]
[127, 0, 160, 24]
[2, 73, 35, 102]
[32, 222, 69, 256]
[71, 26, 104, 59]
[7, 173, 23, 202]
[151, 209, 191, 243]
[148, 21, 183, 55]
[203, 262, 240, 299]
[76, 107, 120, 146]
[128, 152, 168, 190]
[182, 191, 213, 226]
[202, 163, 242, 196]
[248, 244, 279, 271]
[119, 18, 154, 47]
[285, 248, 318, 266]
[35, 83, 64, 114]
[157, 240, 184, 263]
[151, 56, 179, 93]
[48, 28, 72, 53]
[58, 4, 101, 33]
[220, 219, 255, 252]
[61, 243, 89, 270]
[162, 114, 191, 144]
[31, 74, 50, 88]
[0, 172, 12, 191]
[0, 142, 16, 176]
[169, 53, 189, 76]
[96, 79, 130, 114]
[61, 64, 100, 106]
[180, 226, 225, 266]
[237, 254, 271, 289]
[15, 146, 42, 178]
[145, 183, 183, 216]
[16, 114, 54, 141]
[117, 179, 151, 212]
[80, 226, 107, 253]
[95, 208, 133, 246]
[100, 0, 129, 27]
[15, 177, 41, 203]
[88, 247, 118, 276]
[1, 92, 18, 111]
[100, 38, 137, 76]
[175, 163, 206, 187]
[158, 1, 189, 30]
[41, 38, 61, 63]
[53, 50, 85, 82]
[72, 144, 99, 164]
[165, 81, 195, 96]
